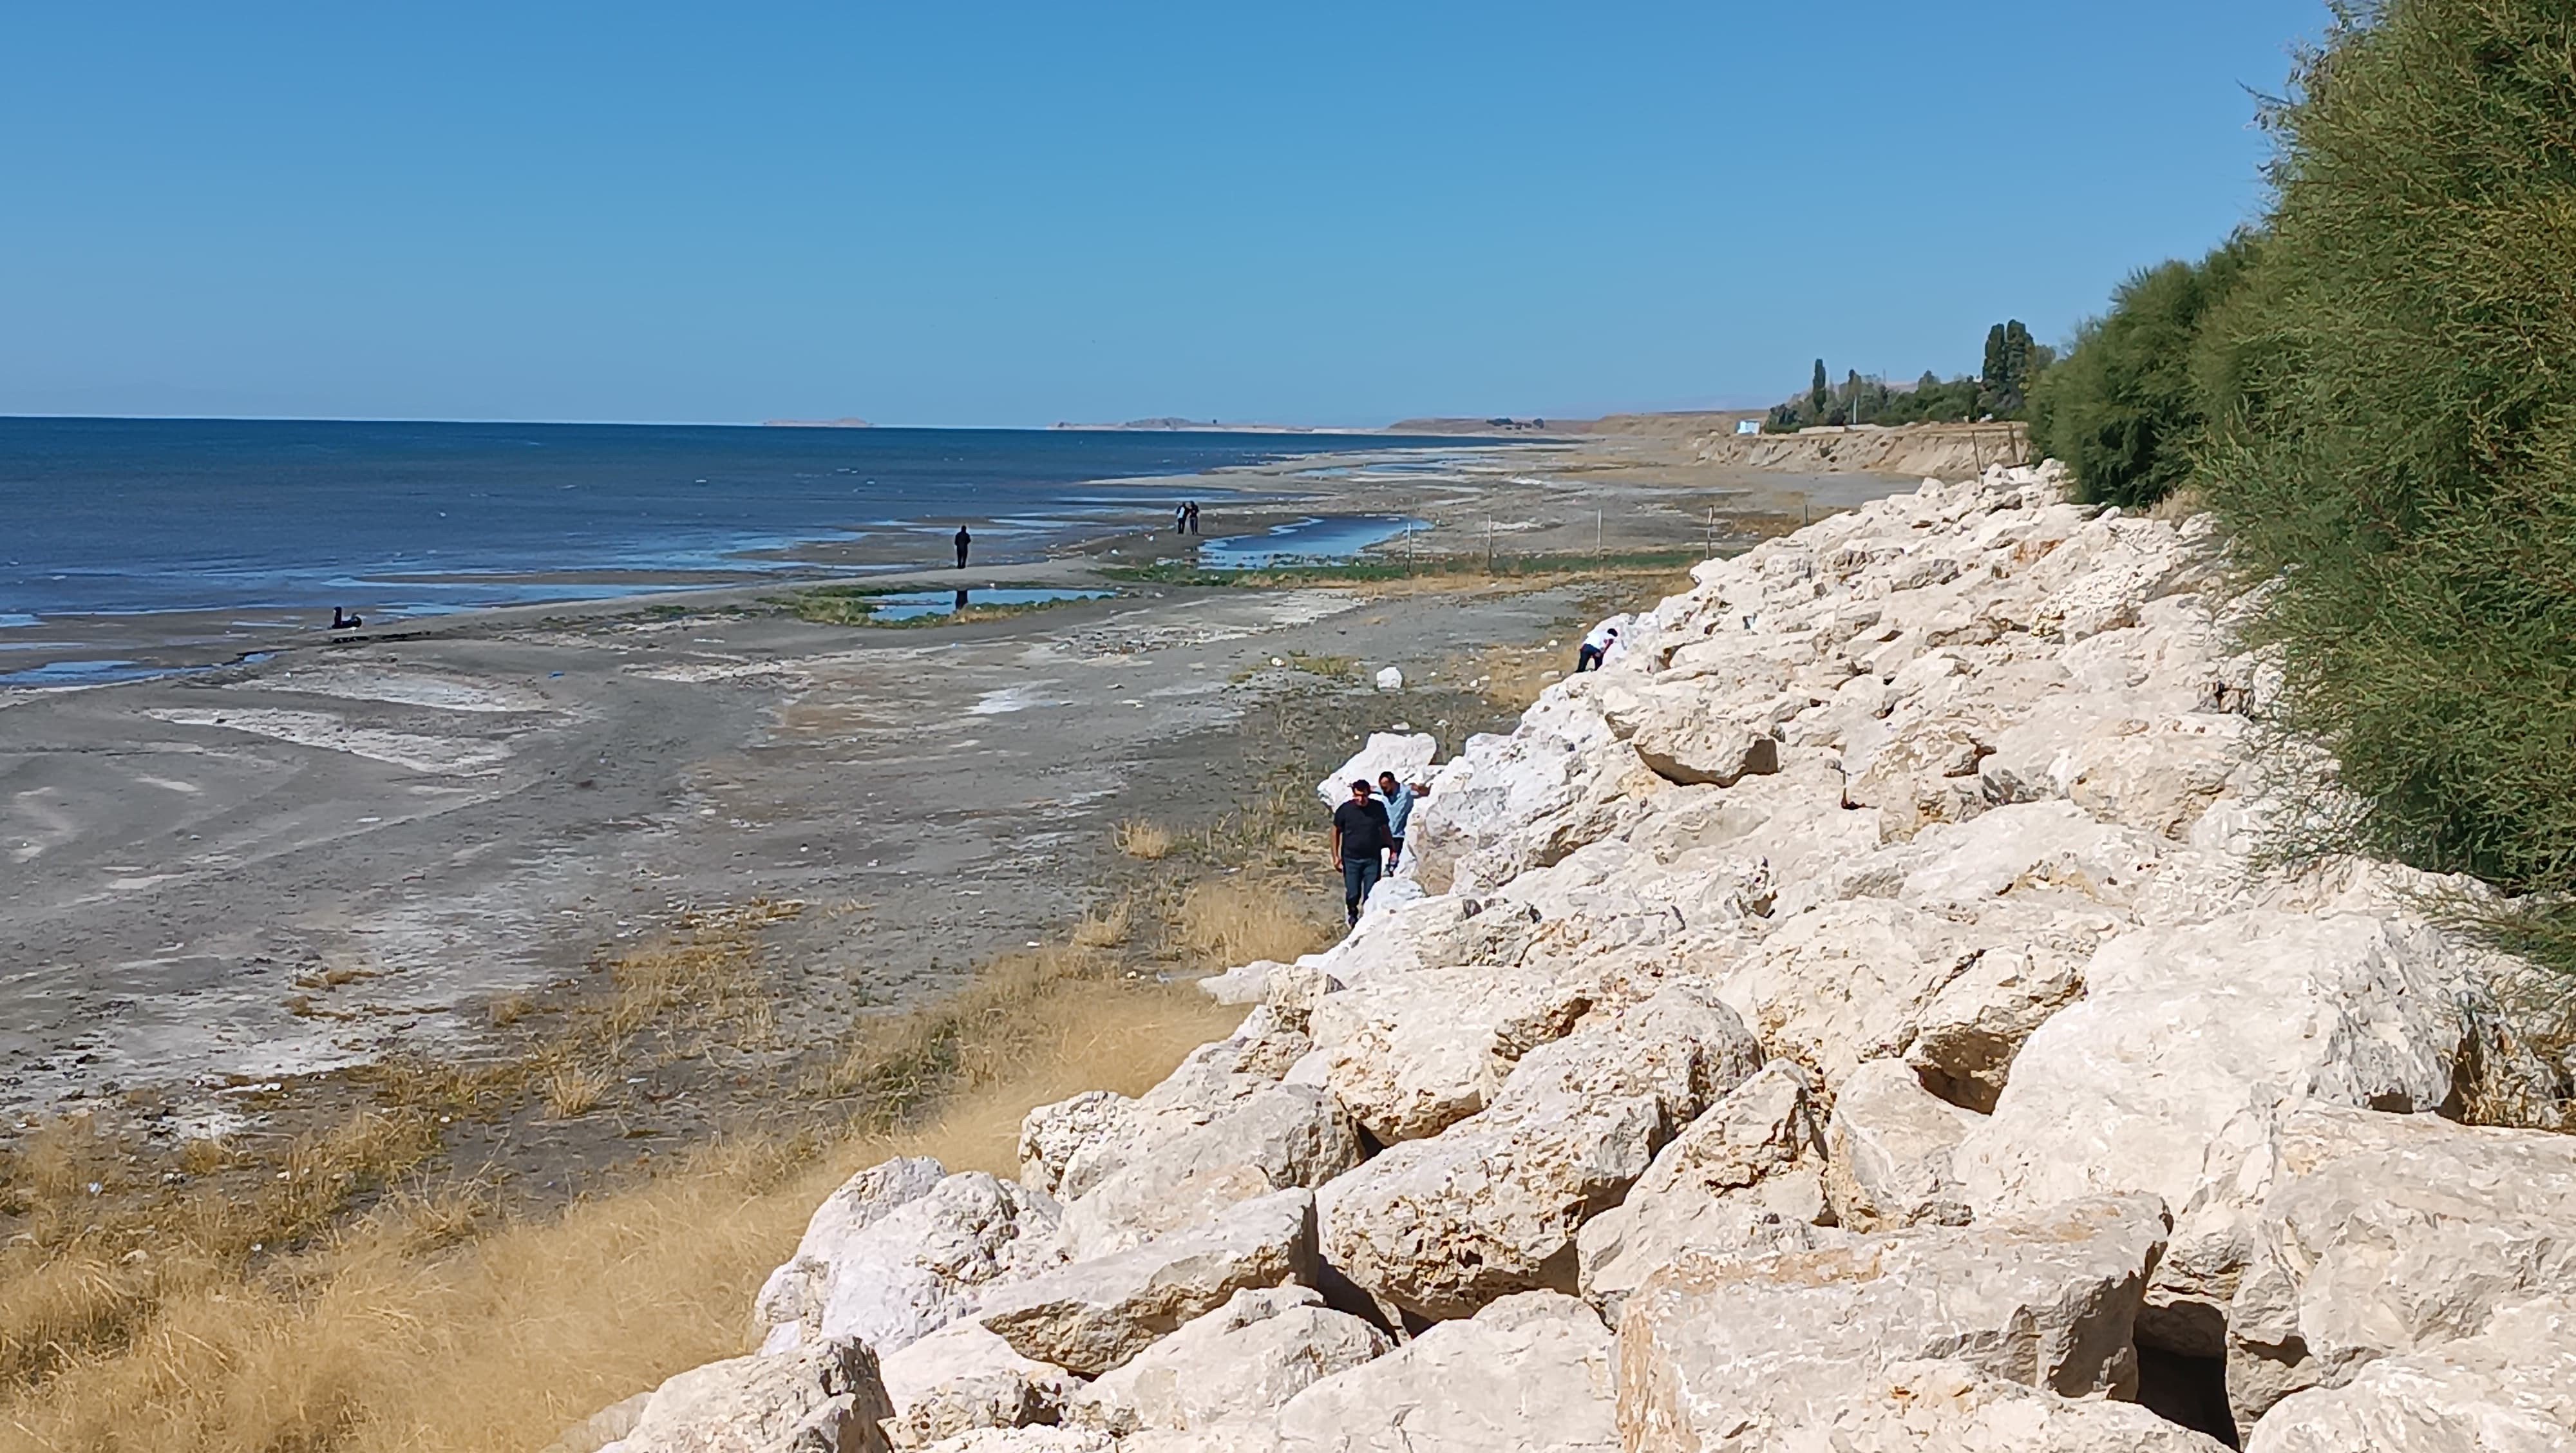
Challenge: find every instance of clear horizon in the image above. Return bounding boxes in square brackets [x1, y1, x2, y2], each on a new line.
[3, 3, 2324, 428]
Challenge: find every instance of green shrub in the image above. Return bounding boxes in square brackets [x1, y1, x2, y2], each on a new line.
[2027, 231, 2260, 508]
[2199, 0, 2576, 971]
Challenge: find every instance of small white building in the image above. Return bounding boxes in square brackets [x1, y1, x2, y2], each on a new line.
[1735, 419, 1763, 435]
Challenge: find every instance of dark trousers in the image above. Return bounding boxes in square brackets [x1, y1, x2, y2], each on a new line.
[956, 546, 969, 569]
[1575, 643, 1604, 672]
[1341, 855, 1383, 924]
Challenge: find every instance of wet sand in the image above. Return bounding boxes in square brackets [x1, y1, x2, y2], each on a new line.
[0, 438, 1916, 1146]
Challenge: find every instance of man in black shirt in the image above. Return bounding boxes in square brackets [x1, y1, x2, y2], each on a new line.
[1330, 779, 1394, 926]
[954, 526, 972, 569]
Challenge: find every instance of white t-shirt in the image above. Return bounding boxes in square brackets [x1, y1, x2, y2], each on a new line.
[1582, 621, 1622, 652]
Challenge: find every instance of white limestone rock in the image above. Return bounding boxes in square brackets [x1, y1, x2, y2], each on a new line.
[605, 1338, 895, 1453]
[1821, 1058, 1978, 1233]
[975, 1189, 1317, 1378]
[1056, 1084, 1359, 1259]
[755, 1168, 1061, 1358]
[1321, 982, 1764, 1319]
[1765, 1359, 2233, 1453]
[1070, 1285, 1388, 1435]
[1956, 911, 2480, 1346]
[1313, 732, 1436, 808]
[876, 1322, 1079, 1451]
[2240, 1300, 2576, 1453]
[911, 1431, 1112, 1453]
[1018, 1095, 1135, 1201]
[1903, 939, 2088, 1112]
[2224, 1106, 2576, 1425]
[1575, 1059, 1834, 1321]
[1615, 1194, 2170, 1452]
[1308, 954, 1589, 1145]
[1272, 1291, 1619, 1453]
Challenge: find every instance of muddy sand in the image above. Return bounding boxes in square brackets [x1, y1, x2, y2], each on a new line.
[1, 443, 1913, 1168]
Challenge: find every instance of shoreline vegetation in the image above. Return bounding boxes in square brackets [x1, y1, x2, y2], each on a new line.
[0, 535, 1703, 1452]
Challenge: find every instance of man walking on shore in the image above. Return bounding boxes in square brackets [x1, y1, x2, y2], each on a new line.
[1330, 779, 1394, 926]
[954, 526, 972, 569]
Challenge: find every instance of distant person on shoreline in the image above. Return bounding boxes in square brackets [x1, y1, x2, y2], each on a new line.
[1576, 622, 1618, 672]
[954, 526, 972, 569]
[328, 607, 363, 631]
[1174, 503, 1188, 535]
[1331, 779, 1394, 926]
[1187, 500, 1201, 535]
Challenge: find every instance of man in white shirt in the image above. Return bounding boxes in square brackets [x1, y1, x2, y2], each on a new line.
[1576, 622, 1618, 673]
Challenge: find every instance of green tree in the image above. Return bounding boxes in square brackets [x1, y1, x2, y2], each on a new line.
[2026, 234, 2260, 507]
[1809, 358, 1830, 417]
[2199, 0, 2576, 973]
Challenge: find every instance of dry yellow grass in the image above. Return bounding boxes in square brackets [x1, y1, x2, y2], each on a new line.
[1175, 877, 1334, 969]
[1113, 819, 1173, 860]
[541, 1063, 612, 1119]
[0, 965, 1242, 1453]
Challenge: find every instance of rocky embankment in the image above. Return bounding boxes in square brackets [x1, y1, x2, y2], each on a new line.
[572, 468, 2576, 1453]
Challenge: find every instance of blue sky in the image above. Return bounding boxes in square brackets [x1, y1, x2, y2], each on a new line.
[1, 3, 2323, 427]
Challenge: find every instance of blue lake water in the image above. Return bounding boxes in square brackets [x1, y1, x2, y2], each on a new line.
[0, 419, 1473, 622]
[1198, 514, 1424, 569]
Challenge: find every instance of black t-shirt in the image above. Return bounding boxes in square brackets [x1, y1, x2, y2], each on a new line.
[1332, 799, 1392, 860]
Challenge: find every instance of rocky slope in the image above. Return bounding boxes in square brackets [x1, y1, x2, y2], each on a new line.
[573, 468, 2576, 1453]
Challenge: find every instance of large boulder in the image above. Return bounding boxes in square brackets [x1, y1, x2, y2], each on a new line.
[1616, 1195, 2170, 1452]
[1822, 1058, 1978, 1233]
[1903, 937, 2088, 1112]
[755, 1168, 1061, 1358]
[1955, 912, 2479, 1349]
[1272, 1291, 1619, 1453]
[1707, 898, 1978, 1087]
[1022, 1010, 1309, 1202]
[2224, 1107, 2576, 1425]
[1322, 983, 1763, 1320]
[1308, 956, 1587, 1145]
[1056, 1084, 1359, 1259]
[1575, 1059, 1833, 1321]
[1070, 1285, 1389, 1435]
[1314, 732, 1439, 808]
[604, 1338, 895, 1453]
[875, 1322, 1078, 1451]
[1776, 1359, 2233, 1453]
[2240, 1300, 2576, 1453]
[975, 1189, 1316, 1377]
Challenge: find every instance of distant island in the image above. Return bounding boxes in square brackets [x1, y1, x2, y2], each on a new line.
[1048, 417, 1342, 432]
[759, 417, 873, 428]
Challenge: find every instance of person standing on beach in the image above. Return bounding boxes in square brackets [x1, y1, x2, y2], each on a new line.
[1187, 500, 1201, 535]
[954, 526, 972, 569]
[1174, 503, 1188, 535]
[1330, 779, 1394, 926]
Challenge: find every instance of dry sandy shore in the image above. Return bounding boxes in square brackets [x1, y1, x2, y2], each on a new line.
[0, 439, 1913, 1146]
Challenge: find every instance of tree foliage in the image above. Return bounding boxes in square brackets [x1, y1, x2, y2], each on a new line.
[1763, 325, 2049, 433]
[2199, 0, 2576, 968]
[2025, 233, 2262, 508]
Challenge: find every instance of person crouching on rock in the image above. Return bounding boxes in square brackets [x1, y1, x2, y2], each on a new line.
[1575, 623, 1618, 672]
[1331, 779, 1394, 927]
